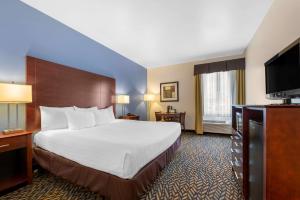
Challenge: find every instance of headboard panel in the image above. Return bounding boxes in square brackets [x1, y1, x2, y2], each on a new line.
[26, 56, 115, 131]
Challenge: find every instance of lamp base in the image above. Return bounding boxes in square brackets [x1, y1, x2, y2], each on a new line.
[2, 129, 25, 135]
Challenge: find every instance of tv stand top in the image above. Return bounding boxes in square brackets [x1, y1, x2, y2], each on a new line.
[233, 104, 300, 109]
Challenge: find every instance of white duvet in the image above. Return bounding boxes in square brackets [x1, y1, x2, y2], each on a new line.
[34, 119, 181, 179]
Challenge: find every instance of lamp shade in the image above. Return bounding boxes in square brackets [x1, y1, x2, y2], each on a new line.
[144, 94, 155, 101]
[116, 95, 130, 104]
[0, 83, 32, 103]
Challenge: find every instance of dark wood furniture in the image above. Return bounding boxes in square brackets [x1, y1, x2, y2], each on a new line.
[119, 114, 140, 120]
[155, 112, 186, 130]
[231, 105, 249, 199]
[231, 105, 300, 200]
[26, 56, 116, 131]
[0, 131, 32, 192]
[26, 56, 180, 200]
[248, 119, 263, 200]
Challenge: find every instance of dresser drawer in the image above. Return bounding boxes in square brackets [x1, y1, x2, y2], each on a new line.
[0, 135, 27, 153]
[231, 148, 243, 162]
[231, 159, 243, 185]
[231, 129, 244, 188]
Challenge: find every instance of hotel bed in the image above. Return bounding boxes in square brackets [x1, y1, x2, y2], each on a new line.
[34, 119, 181, 179]
[27, 57, 181, 200]
[34, 119, 181, 200]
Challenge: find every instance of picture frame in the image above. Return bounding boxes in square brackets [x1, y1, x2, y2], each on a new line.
[160, 81, 179, 102]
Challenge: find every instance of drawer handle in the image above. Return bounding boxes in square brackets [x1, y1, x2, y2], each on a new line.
[231, 135, 240, 140]
[235, 156, 238, 162]
[234, 171, 240, 179]
[236, 149, 241, 154]
[232, 148, 242, 154]
[234, 171, 243, 180]
[0, 144, 10, 148]
[231, 159, 242, 167]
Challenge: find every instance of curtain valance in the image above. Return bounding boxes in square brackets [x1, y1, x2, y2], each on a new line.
[194, 58, 245, 75]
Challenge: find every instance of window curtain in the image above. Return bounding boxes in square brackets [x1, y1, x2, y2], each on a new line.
[235, 69, 245, 104]
[202, 71, 234, 123]
[194, 74, 203, 134]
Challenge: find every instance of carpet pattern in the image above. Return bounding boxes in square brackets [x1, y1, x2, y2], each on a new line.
[0, 132, 242, 200]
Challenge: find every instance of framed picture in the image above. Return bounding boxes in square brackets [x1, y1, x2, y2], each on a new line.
[160, 81, 179, 102]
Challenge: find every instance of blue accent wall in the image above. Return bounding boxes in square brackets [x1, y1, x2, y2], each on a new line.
[0, 0, 147, 128]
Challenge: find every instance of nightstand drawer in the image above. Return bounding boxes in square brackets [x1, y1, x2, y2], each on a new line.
[0, 135, 27, 153]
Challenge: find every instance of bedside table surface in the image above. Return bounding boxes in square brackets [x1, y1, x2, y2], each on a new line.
[119, 115, 140, 120]
[0, 131, 32, 139]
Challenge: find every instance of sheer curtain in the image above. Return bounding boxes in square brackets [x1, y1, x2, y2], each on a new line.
[202, 71, 235, 123]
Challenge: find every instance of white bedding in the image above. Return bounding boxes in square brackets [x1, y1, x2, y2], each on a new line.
[34, 119, 181, 179]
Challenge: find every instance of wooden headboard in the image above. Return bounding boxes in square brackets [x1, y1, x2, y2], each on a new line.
[26, 56, 116, 131]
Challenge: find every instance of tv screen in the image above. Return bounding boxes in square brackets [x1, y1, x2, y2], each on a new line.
[265, 42, 300, 95]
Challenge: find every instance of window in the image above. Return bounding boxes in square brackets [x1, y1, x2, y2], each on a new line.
[202, 71, 235, 123]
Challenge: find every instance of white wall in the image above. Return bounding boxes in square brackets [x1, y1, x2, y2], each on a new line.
[147, 55, 243, 130]
[0, 104, 25, 131]
[147, 62, 195, 129]
[246, 0, 300, 104]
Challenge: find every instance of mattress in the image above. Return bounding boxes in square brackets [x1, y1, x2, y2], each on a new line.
[34, 119, 181, 179]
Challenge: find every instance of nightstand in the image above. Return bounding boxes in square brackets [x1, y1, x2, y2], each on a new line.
[119, 114, 140, 120]
[0, 131, 33, 192]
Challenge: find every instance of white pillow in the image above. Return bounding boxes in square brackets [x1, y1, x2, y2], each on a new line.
[40, 106, 74, 131]
[105, 106, 115, 121]
[93, 109, 111, 125]
[65, 110, 96, 130]
[74, 106, 98, 111]
[93, 106, 115, 125]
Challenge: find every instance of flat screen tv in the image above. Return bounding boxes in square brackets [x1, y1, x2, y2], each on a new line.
[265, 38, 300, 103]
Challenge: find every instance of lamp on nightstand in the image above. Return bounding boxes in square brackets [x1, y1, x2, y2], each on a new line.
[0, 83, 32, 134]
[116, 95, 130, 116]
[144, 93, 155, 120]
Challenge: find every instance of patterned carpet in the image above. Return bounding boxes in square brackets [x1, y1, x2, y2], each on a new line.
[0, 132, 242, 200]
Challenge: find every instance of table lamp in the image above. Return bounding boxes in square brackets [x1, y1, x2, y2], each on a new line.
[0, 83, 32, 134]
[116, 95, 130, 116]
[144, 93, 155, 120]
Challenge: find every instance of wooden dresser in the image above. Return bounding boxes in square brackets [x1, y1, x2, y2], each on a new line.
[0, 131, 32, 192]
[231, 105, 248, 198]
[231, 105, 300, 200]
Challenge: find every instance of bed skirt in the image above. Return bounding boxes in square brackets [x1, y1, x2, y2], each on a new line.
[33, 136, 181, 200]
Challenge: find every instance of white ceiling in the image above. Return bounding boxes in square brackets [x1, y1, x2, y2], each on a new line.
[21, 0, 273, 68]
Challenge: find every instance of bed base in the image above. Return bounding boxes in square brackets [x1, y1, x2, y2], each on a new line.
[33, 136, 181, 200]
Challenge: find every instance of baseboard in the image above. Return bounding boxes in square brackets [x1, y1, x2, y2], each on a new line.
[183, 129, 231, 135]
[183, 129, 195, 133]
[203, 122, 231, 134]
[203, 132, 231, 136]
